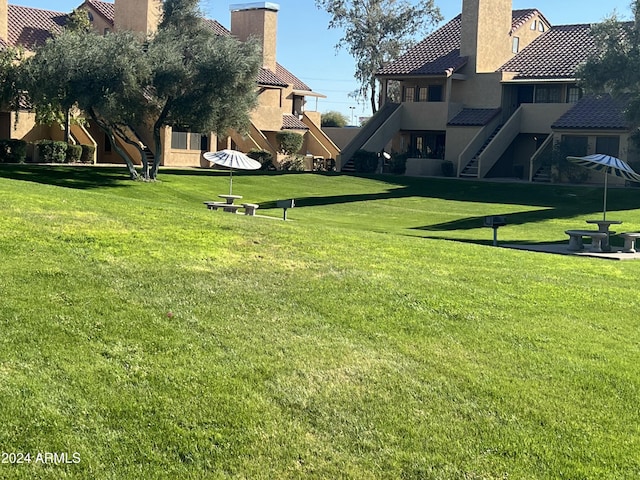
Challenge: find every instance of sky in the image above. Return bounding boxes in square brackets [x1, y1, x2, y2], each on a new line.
[12, 0, 638, 124]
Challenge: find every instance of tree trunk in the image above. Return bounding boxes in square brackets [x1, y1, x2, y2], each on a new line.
[114, 124, 149, 180]
[369, 77, 378, 114]
[150, 100, 172, 180]
[64, 109, 71, 143]
[89, 108, 139, 180]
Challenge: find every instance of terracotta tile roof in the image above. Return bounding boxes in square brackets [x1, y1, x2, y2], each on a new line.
[276, 63, 312, 91]
[552, 94, 631, 130]
[282, 114, 309, 130]
[8, 5, 67, 48]
[377, 10, 538, 77]
[203, 19, 230, 36]
[448, 108, 501, 126]
[258, 67, 288, 87]
[377, 15, 465, 76]
[500, 24, 597, 79]
[85, 0, 114, 25]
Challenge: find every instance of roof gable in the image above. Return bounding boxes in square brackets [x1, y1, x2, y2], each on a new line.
[500, 24, 596, 79]
[377, 9, 541, 77]
[84, 0, 115, 26]
[8, 5, 67, 48]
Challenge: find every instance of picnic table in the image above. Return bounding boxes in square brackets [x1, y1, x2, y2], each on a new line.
[218, 194, 243, 205]
[586, 219, 622, 251]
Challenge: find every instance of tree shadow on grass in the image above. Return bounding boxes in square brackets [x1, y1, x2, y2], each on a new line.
[0, 164, 132, 190]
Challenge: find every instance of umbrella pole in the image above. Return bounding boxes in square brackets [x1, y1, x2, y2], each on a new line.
[229, 169, 233, 195]
[603, 170, 608, 221]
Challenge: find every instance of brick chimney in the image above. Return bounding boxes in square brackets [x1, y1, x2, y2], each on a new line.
[460, 0, 513, 73]
[230, 2, 279, 72]
[114, 0, 163, 35]
[0, 0, 8, 43]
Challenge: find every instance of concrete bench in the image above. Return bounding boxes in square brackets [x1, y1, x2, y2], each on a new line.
[565, 230, 608, 252]
[242, 203, 259, 216]
[204, 201, 242, 213]
[618, 232, 640, 253]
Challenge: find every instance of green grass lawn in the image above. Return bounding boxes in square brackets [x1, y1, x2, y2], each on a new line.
[0, 165, 638, 479]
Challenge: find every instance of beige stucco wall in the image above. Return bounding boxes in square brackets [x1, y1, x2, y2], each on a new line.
[83, 4, 113, 34]
[114, 0, 162, 35]
[231, 6, 278, 71]
[461, 0, 513, 73]
[520, 103, 572, 133]
[0, 0, 7, 41]
[400, 102, 451, 130]
[444, 126, 481, 163]
[451, 72, 504, 107]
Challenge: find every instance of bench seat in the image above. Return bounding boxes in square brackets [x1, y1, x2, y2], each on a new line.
[242, 203, 259, 216]
[618, 232, 640, 253]
[565, 230, 608, 252]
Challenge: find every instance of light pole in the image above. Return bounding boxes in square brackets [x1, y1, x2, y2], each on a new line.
[349, 106, 356, 126]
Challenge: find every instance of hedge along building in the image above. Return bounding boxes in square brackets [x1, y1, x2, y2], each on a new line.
[0, 0, 340, 167]
[339, 0, 634, 184]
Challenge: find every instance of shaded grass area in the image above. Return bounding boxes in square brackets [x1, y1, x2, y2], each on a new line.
[0, 166, 639, 478]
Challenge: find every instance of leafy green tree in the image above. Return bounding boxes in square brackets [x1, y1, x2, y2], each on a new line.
[24, 0, 261, 180]
[275, 131, 304, 155]
[578, 1, 640, 143]
[315, 0, 442, 113]
[146, 0, 261, 179]
[24, 30, 152, 179]
[0, 47, 25, 115]
[65, 8, 92, 33]
[321, 110, 349, 127]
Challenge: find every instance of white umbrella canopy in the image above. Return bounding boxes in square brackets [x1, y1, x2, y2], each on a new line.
[566, 153, 640, 220]
[204, 149, 261, 195]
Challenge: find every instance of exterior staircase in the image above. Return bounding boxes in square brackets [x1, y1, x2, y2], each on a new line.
[338, 102, 402, 171]
[459, 125, 502, 178]
[532, 164, 552, 182]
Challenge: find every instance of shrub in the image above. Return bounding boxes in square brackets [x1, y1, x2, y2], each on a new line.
[247, 149, 275, 170]
[321, 111, 348, 127]
[80, 144, 96, 164]
[352, 149, 378, 173]
[275, 131, 303, 155]
[37, 140, 68, 163]
[280, 155, 306, 171]
[66, 144, 83, 163]
[441, 160, 455, 177]
[551, 139, 590, 184]
[388, 153, 408, 175]
[0, 139, 27, 163]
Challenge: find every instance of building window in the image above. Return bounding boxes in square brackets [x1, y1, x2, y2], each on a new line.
[567, 86, 582, 103]
[562, 135, 588, 156]
[104, 133, 112, 152]
[596, 136, 620, 157]
[535, 85, 562, 103]
[539, 22, 545, 32]
[171, 129, 188, 150]
[531, 20, 537, 30]
[512, 37, 519, 54]
[172, 129, 207, 151]
[428, 85, 443, 102]
[403, 86, 415, 102]
[418, 87, 428, 102]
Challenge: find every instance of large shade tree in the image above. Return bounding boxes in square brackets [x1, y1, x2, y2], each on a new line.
[24, 30, 152, 179]
[578, 1, 640, 143]
[25, 0, 261, 180]
[146, 0, 261, 179]
[315, 0, 442, 113]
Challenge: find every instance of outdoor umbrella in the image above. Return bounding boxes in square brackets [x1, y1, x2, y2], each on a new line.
[203, 149, 261, 195]
[566, 153, 640, 220]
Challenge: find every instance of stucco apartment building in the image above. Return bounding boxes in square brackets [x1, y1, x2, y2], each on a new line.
[340, 0, 632, 183]
[0, 0, 339, 167]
